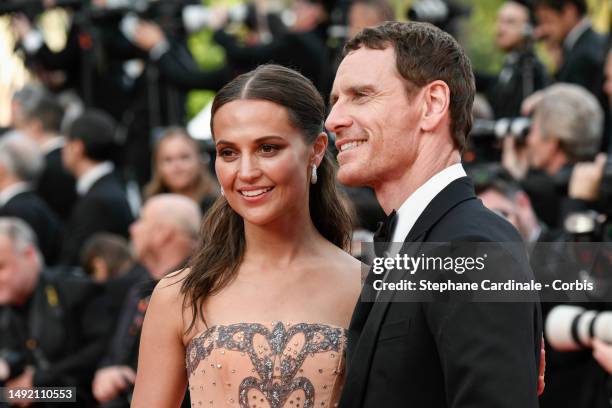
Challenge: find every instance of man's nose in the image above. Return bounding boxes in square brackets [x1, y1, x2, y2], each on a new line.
[325, 101, 353, 135]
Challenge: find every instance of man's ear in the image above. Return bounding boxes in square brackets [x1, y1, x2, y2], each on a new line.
[311, 132, 329, 167]
[421, 80, 450, 133]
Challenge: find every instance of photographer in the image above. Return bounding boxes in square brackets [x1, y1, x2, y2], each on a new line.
[532, 0, 609, 150]
[0, 217, 111, 406]
[133, 0, 331, 95]
[476, 0, 548, 119]
[502, 83, 603, 228]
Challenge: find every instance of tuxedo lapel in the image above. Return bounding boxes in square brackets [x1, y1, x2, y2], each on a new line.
[341, 177, 477, 407]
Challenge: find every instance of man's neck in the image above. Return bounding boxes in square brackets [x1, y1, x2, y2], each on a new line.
[544, 153, 568, 176]
[145, 244, 193, 280]
[0, 176, 20, 192]
[373, 143, 461, 214]
[74, 160, 100, 179]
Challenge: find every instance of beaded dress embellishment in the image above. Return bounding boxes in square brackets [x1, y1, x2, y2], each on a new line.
[186, 322, 346, 408]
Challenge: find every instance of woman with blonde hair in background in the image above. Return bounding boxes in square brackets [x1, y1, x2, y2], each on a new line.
[144, 128, 219, 213]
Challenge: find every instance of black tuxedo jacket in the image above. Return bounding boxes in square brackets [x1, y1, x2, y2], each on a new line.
[60, 172, 134, 266]
[0, 269, 111, 406]
[35, 146, 77, 223]
[0, 190, 62, 266]
[340, 177, 542, 407]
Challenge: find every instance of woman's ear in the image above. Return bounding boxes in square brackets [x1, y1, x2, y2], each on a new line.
[311, 132, 328, 166]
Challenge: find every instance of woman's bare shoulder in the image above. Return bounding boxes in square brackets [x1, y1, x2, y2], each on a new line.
[320, 246, 363, 294]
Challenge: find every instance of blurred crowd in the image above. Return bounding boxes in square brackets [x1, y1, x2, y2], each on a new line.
[1, 0, 612, 406]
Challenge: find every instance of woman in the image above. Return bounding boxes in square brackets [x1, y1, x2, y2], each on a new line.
[144, 128, 219, 214]
[132, 65, 362, 408]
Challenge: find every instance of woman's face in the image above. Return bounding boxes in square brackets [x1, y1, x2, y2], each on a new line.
[157, 136, 201, 193]
[213, 99, 319, 226]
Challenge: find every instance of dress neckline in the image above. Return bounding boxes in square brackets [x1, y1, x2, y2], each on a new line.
[187, 321, 348, 349]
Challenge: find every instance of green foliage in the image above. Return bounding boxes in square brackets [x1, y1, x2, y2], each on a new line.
[461, 0, 505, 75]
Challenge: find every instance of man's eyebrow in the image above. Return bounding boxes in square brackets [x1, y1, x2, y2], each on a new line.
[329, 85, 378, 105]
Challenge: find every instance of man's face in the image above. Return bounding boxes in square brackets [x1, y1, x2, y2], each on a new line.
[348, 3, 383, 39]
[0, 236, 37, 305]
[130, 204, 158, 262]
[326, 47, 422, 188]
[61, 139, 79, 175]
[534, 5, 574, 45]
[603, 51, 612, 108]
[479, 189, 520, 229]
[526, 114, 558, 169]
[495, 2, 529, 52]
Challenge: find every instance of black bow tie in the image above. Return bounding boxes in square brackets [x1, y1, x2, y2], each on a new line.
[373, 210, 397, 256]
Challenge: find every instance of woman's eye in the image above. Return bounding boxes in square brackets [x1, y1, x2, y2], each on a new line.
[219, 149, 236, 158]
[260, 144, 279, 154]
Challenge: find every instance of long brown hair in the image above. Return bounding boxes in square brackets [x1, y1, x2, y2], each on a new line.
[181, 65, 352, 331]
[144, 127, 218, 203]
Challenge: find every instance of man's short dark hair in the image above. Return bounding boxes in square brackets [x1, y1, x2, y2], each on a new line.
[67, 109, 117, 162]
[25, 93, 64, 133]
[532, 0, 587, 15]
[344, 21, 475, 150]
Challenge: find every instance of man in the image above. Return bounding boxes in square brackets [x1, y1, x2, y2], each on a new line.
[476, 0, 548, 119]
[0, 133, 62, 265]
[533, 0, 606, 99]
[0, 217, 110, 406]
[470, 164, 555, 243]
[503, 83, 603, 228]
[13, 87, 77, 222]
[533, 0, 609, 151]
[60, 109, 134, 266]
[327, 22, 542, 407]
[92, 194, 201, 407]
[347, 0, 395, 39]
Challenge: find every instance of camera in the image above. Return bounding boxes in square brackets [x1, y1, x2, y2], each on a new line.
[470, 117, 532, 142]
[0, 0, 82, 18]
[407, 0, 471, 31]
[546, 305, 612, 351]
[0, 350, 26, 385]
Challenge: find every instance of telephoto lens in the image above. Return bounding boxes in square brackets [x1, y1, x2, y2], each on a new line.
[545, 305, 612, 351]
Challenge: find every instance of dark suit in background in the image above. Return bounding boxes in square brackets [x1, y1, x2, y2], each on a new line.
[556, 25, 609, 151]
[36, 145, 77, 224]
[340, 177, 542, 408]
[0, 269, 111, 407]
[60, 173, 134, 266]
[0, 190, 62, 266]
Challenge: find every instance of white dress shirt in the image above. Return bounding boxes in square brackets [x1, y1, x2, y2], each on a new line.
[0, 182, 31, 207]
[77, 162, 114, 196]
[391, 163, 467, 244]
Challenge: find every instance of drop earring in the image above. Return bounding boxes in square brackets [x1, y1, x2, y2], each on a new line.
[311, 164, 318, 185]
[221, 187, 225, 196]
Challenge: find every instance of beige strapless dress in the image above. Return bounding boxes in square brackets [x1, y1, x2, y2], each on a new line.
[185, 322, 347, 408]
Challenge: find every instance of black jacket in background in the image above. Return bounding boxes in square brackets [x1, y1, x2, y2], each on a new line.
[0, 190, 62, 266]
[60, 172, 134, 266]
[476, 47, 549, 119]
[0, 269, 111, 407]
[213, 29, 331, 96]
[35, 145, 77, 224]
[340, 177, 542, 408]
[556, 26, 610, 152]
